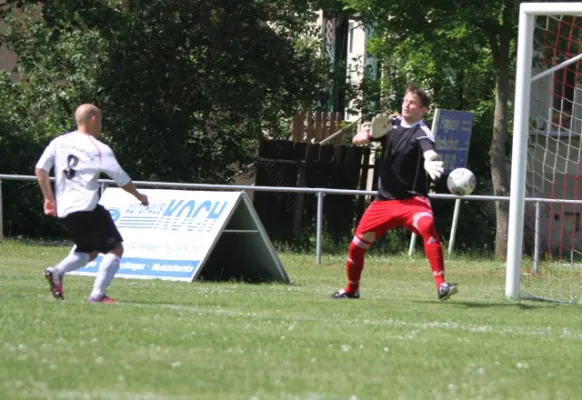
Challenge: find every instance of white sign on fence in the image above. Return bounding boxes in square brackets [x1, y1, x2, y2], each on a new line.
[69, 188, 289, 283]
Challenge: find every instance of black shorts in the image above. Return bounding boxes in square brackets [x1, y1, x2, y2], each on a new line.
[62, 204, 123, 253]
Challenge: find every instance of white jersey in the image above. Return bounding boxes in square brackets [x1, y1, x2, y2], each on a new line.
[35, 131, 131, 218]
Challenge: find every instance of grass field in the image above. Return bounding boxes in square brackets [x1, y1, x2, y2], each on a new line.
[2, 240, 582, 400]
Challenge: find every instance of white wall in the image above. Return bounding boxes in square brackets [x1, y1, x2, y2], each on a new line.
[345, 20, 366, 123]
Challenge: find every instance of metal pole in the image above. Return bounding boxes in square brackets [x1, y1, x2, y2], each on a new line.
[506, 6, 535, 300]
[531, 54, 582, 83]
[408, 233, 417, 257]
[0, 180, 3, 242]
[319, 118, 361, 144]
[448, 198, 462, 257]
[316, 191, 324, 265]
[534, 201, 541, 274]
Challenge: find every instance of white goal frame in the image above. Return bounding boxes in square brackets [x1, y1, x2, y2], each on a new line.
[507, 2, 582, 300]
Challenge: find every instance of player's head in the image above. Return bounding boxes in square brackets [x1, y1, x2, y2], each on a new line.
[75, 104, 102, 137]
[401, 83, 430, 123]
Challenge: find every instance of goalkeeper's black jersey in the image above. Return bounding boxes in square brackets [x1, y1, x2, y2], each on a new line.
[373, 118, 436, 201]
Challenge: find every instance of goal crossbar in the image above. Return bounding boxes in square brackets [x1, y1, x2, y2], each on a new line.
[521, 3, 582, 16]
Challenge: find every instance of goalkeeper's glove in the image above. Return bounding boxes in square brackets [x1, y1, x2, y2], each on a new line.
[368, 113, 393, 139]
[423, 150, 444, 181]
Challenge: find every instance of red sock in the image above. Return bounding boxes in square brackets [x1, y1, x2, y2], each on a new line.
[344, 235, 372, 293]
[416, 217, 445, 288]
[425, 239, 445, 287]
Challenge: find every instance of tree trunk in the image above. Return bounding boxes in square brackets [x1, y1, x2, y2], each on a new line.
[491, 77, 510, 260]
[488, 5, 513, 260]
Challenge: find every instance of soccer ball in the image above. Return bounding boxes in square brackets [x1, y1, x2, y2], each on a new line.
[447, 168, 476, 196]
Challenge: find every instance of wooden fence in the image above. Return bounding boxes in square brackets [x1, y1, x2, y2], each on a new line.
[290, 111, 346, 144]
[252, 138, 377, 245]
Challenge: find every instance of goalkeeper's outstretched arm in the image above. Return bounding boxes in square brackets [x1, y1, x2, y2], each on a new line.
[352, 113, 399, 145]
[423, 149, 444, 181]
[352, 127, 372, 145]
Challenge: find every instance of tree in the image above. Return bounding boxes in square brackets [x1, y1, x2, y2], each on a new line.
[0, 0, 337, 236]
[0, 0, 334, 177]
[340, 0, 519, 259]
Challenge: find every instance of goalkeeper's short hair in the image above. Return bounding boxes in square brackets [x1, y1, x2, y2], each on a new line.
[406, 83, 431, 109]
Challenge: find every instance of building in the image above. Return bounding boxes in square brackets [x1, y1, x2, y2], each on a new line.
[316, 10, 377, 123]
[0, 5, 17, 73]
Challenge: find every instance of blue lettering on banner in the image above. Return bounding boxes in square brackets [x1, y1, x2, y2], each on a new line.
[193, 201, 211, 218]
[209, 201, 227, 219]
[164, 200, 194, 218]
[78, 257, 201, 279]
[111, 199, 230, 232]
[108, 208, 121, 222]
[126, 203, 165, 215]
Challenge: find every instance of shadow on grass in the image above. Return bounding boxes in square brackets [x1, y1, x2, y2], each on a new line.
[414, 299, 548, 310]
[1, 237, 72, 247]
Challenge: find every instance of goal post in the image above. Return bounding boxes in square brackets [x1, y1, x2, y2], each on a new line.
[507, 3, 582, 302]
[506, 4, 534, 300]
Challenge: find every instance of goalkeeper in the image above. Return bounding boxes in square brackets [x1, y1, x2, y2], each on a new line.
[332, 83, 457, 301]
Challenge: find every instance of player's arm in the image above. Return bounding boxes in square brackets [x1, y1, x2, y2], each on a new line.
[34, 140, 57, 216]
[352, 113, 397, 145]
[120, 181, 148, 206]
[417, 129, 444, 181]
[352, 123, 373, 145]
[35, 169, 54, 202]
[423, 149, 444, 181]
[102, 148, 149, 206]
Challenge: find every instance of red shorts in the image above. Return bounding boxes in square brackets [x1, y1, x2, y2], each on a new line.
[355, 196, 434, 237]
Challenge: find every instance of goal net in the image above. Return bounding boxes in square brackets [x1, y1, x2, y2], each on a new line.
[508, 3, 582, 304]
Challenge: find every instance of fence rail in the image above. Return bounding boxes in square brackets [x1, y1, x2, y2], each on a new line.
[1, 173, 580, 266]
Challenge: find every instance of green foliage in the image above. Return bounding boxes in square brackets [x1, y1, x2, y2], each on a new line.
[1, 6, 108, 136]
[337, 0, 511, 251]
[0, 111, 62, 237]
[0, 0, 337, 237]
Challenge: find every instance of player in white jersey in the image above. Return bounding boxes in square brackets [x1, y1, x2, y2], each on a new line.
[35, 104, 149, 303]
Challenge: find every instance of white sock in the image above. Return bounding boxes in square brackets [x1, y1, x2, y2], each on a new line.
[55, 251, 90, 275]
[90, 254, 120, 298]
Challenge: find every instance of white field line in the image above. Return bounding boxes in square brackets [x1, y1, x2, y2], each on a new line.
[8, 387, 339, 400]
[121, 302, 582, 340]
[10, 389, 237, 400]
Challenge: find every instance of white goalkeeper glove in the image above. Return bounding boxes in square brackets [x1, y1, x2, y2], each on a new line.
[423, 150, 444, 181]
[368, 113, 393, 139]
